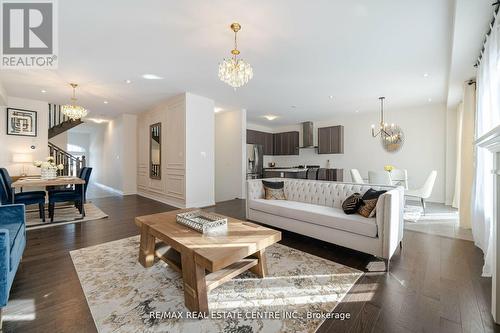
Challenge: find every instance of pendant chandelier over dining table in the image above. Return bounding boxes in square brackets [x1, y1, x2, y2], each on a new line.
[218, 22, 253, 89]
[371, 97, 405, 152]
[62, 83, 88, 120]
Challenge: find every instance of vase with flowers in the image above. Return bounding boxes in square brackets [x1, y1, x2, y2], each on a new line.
[384, 165, 395, 173]
[33, 157, 64, 179]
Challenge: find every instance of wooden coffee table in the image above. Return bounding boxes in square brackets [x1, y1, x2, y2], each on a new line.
[135, 209, 281, 313]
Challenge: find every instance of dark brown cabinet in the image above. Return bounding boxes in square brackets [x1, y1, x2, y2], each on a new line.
[318, 125, 344, 154]
[273, 131, 299, 155]
[246, 129, 273, 155]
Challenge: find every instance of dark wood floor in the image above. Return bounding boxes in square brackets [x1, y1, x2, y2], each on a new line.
[5, 195, 499, 332]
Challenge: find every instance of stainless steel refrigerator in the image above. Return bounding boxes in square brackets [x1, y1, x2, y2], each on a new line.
[247, 144, 263, 179]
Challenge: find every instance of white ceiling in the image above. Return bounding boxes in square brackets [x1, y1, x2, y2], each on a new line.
[0, 0, 494, 126]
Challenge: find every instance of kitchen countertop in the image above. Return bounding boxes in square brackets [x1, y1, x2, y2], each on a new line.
[263, 168, 308, 172]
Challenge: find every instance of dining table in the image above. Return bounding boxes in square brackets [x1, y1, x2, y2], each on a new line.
[11, 176, 87, 218]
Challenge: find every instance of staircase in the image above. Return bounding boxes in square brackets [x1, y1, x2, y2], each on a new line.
[48, 142, 86, 177]
[48, 103, 83, 139]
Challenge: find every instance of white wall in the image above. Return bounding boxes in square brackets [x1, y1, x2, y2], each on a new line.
[215, 109, 246, 202]
[89, 114, 137, 195]
[256, 104, 447, 203]
[185, 93, 215, 207]
[49, 131, 68, 151]
[0, 95, 49, 176]
[67, 131, 90, 160]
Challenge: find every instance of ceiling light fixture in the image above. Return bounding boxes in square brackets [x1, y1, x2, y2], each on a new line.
[329, 95, 334, 99]
[125, 79, 132, 84]
[263, 115, 277, 121]
[371, 97, 405, 152]
[61, 83, 88, 120]
[423, 73, 429, 77]
[142, 74, 163, 80]
[103, 100, 109, 104]
[218, 22, 253, 89]
[41, 89, 47, 93]
[214, 107, 223, 113]
[428, 98, 432, 102]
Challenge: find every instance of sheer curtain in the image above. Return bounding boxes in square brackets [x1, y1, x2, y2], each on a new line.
[472, 13, 500, 277]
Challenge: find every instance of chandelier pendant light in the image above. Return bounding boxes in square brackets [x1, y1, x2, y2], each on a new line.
[218, 22, 253, 89]
[62, 83, 88, 120]
[371, 97, 405, 152]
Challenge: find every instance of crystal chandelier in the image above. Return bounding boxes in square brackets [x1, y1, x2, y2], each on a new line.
[218, 22, 253, 89]
[62, 83, 88, 120]
[371, 97, 405, 152]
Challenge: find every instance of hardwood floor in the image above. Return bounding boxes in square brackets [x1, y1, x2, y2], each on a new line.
[5, 196, 499, 332]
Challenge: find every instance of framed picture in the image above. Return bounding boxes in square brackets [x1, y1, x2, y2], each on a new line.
[6, 108, 37, 137]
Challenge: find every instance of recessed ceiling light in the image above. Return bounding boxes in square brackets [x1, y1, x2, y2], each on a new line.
[142, 74, 163, 80]
[355, 110, 359, 113]
[125, 79, 132, 84]
[263, 115, 278, 121]
[41, 89, 47, 93]
[423, 73, 429, 78]
[214, 107, 223, 113]
[428, 98, 432, 102]
[329, 95, 334, 99]
[103, 100, 109, 104]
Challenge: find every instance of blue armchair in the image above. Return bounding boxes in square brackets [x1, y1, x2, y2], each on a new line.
[0, 204, 26, 326]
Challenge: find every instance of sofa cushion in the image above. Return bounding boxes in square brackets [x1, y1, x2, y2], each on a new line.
[249, 199, 378, 238]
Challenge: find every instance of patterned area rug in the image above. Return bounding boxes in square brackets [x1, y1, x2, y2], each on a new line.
[70, 236, 362, 333]
[26, 203, 108, 229]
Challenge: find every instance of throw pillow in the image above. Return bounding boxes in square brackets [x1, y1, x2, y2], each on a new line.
[357, 188, 387, 217]
[342, 193, 362, 214]
[262, 180, 286, 200]
[358, 198, 378, 217]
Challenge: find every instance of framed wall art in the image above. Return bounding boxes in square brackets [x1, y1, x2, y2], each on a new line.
[6, 108, 38, 137]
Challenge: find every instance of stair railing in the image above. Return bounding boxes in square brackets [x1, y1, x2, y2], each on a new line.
[48, 142, 86, 177]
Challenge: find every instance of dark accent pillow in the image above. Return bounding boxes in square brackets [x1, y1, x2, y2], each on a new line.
[262, 181, 286, 200]
[262, 180, 284, 189]
[342, 193, 362, 214]
[357, 188, 387, 218]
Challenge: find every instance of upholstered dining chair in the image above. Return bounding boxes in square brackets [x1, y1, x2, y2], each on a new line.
[390, 169, 408, 189]
[405, 170, 437, 215]
[48, 167, 92, 222]
[368, 171, 392, 185]
[0, 168, 46, 222]
[350, 169, 364, 184]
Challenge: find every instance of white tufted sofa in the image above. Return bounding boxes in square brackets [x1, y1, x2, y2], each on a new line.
[246, 178, 404, 265]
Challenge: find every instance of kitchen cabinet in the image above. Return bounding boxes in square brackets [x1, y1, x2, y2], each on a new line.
[246, 129, 273, 155]
[273, 131, 299, 155]
[318, 125, 344, 154]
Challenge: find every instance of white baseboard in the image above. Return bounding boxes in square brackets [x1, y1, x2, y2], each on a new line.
[94, 182, 124, 196]
[137, 191, 186, 209]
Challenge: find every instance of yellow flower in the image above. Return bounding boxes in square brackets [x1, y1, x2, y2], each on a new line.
[384, 165, 394, 172]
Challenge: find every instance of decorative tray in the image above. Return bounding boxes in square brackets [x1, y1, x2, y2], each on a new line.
[176, 210, 227, 233]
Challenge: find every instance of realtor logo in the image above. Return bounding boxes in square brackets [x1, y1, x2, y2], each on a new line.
[1, 0, 58, 68]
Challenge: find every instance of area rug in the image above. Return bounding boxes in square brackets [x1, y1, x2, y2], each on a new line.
[70, 236, 362, 333]
[26, 203, 108, 230]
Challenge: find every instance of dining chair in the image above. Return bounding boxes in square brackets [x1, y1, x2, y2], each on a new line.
[368, 171, 392, 185]
[48, 167, 92, 222]
[390, 169, 408, 189]
[0, 168, 46, 222]
[350, 169, 364, 184]
[405, 170, 437, 215]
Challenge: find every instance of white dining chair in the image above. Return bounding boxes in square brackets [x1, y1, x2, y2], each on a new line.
[405, 170, 437, 215]
[350, 169, 364, 184]
[368, 171, 392, 185]
[391, 169, 408, 190]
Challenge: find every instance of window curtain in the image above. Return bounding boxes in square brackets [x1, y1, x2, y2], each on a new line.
[472, 12, 500, 277]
